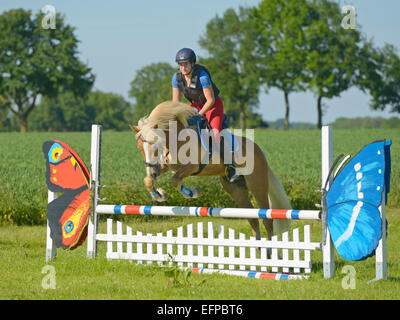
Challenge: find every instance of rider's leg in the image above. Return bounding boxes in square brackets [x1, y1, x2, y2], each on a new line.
[206, 98, 239, 182]
[204, 97, 223, 142]
[219, 136, 240, 182]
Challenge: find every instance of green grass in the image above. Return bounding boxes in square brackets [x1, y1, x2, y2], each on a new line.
[1, 209, 399, 299]
[1, 128, 399, 224]
[0, 128, 399, 299]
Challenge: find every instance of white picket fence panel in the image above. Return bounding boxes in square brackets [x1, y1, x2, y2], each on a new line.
[96, 219, 321, 275]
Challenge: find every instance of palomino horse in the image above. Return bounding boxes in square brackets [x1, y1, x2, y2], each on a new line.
[130, 101, 291, 240]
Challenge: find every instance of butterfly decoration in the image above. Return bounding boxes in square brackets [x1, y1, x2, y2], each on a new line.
[324, 140, 391, 261]
[43, 140, 91, 250]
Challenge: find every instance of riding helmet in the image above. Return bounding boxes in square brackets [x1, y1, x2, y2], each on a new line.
[175, 48, 196, 64]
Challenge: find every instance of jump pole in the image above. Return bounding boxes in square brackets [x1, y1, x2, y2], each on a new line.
[321, 126, 335, 279]
[87, 124, 102, 258]
[86, 124, 335, 278]
[96, 205, 321, 220]
[45, 190, 57, 262]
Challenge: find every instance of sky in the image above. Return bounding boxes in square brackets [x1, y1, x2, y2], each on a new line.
[1, 0, 400, 125]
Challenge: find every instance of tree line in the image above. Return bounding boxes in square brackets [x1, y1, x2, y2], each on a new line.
[1, 0, 400, 132]
[266, 116, 400, 130]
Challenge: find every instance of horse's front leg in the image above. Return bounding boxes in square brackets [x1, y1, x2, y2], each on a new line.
[170, 164, 203, 199]
[144, 165, 169, 202]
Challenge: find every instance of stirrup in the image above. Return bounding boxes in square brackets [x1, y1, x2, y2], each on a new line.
[226, 164, 240, 183]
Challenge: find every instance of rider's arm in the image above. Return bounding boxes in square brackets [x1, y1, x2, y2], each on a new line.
[198, 86, 215, 116]
[172, 87, 181, 102]
[171, 72, 181, 102]
[198, 71, 215, 116]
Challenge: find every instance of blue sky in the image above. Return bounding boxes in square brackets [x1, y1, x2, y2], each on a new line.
[1, 0, 400, 124]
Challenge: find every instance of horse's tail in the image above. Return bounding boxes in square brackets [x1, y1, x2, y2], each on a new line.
[267, 166, 292, 235]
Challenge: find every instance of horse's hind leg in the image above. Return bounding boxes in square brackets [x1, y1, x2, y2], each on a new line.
[244, 148, 291, 240]
[242, 145, 274, 240]
[219, 176, 261, 240]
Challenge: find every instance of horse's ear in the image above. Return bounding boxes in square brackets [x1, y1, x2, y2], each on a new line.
[129, 124, 140, 133]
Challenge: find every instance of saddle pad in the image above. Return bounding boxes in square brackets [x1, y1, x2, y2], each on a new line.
[198, 127, 239, 154]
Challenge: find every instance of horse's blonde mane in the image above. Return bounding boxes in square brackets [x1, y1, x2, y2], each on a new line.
[136, 101, 196, 141]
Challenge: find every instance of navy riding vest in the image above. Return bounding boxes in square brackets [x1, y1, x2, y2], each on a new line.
[176, 64, 220, 105]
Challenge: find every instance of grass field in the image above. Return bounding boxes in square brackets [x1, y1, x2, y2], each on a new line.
[1, 210, 399, 300]
[0, 128, 399, 300]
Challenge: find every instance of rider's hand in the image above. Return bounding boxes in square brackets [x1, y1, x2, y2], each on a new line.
[187, 113, 203, 126]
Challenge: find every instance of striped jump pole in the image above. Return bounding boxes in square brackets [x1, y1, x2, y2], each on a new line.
[191, 268, 308, 280]
[96, 204, 321, 220]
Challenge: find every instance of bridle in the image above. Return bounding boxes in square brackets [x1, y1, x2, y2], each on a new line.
[137, 134, 169, 170]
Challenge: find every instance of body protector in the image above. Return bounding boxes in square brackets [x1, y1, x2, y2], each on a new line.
[176, 64, 220, 105]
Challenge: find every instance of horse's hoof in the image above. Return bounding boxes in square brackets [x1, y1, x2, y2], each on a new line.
[157, 188, 168, 201]
[151, 188, 168, 202]
[180, 185, 202, 199]
[190, 186, 202, 198]
[157, 188, 168, 202]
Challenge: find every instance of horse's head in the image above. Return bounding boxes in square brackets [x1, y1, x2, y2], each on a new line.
[129, 122, 166, 180]
[130, 101, 196, 179]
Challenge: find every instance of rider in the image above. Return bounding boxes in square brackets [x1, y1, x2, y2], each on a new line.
[171, 47, 239, 182]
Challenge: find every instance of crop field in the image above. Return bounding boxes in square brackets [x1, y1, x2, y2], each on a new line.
[0, 128, 399, 300]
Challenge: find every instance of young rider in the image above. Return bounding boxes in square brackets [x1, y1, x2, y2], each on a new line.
[171, 48, 239, 182]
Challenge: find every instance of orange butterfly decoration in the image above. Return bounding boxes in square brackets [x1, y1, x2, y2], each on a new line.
[43, 140, 91, 250]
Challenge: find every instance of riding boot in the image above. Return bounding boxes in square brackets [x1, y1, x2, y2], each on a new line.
[220, 136, 239, 183]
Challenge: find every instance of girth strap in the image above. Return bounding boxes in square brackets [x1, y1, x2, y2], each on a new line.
[191, 152, 212, 176]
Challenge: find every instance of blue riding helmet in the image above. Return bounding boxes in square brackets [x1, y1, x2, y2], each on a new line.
[175, 48, 196, 64]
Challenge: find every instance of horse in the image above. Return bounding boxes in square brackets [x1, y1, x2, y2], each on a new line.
[129, 100, 291, 241]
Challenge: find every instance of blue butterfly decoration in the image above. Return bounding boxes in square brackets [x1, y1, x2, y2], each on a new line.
[325, 139, 391, 261]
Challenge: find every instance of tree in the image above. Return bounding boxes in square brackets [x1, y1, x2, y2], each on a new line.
[0, 9, 94, 132]
[199, 7, 261, 129]
[128, 62, 175, 124]
[89, 91, 132, 130]
[0, 105, 11, 132]
[356, 41, 400, 113]
[304, 0, 362, 129]
[251, 0, 312, 130]
[30, 90, 132, 131]
[29, 91, 93, 131]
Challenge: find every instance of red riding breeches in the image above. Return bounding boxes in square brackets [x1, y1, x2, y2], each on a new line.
[190, 97, 223, 143]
